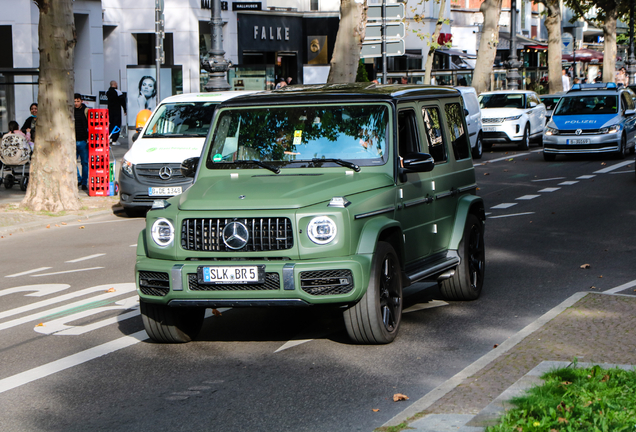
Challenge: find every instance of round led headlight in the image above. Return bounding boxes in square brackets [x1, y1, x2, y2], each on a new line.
[151, 218, 174, 247]
[307, 216, 337, 245]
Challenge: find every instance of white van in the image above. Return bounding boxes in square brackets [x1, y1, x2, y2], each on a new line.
[118, 91, 255, 216]
[456, 86, 483, 159]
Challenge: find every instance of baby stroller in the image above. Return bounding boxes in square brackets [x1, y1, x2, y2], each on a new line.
[0, 133, 31, 191]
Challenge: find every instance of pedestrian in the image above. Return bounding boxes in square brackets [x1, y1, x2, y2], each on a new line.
[7, 120, 32, 150]
[400, 76, 408, 84]
[275, 78, 287, 89]
[561, 69, 571, 92]
[20, 103, 37, 142]
[74, 93, 89, 191]
[286, 77, 292, 85]
[106, 80, 127, 145]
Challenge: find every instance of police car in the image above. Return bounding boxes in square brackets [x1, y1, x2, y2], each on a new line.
[542, 82, 636, 161]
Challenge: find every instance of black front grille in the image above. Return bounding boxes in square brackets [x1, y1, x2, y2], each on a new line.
[135, 163, 190, 185]
[181, 218, 294, 252]
[139, 271, 170, 296]
[300, 270, 354, 296]
[188, 273, 280, 291]
[558, 129, 601, 135]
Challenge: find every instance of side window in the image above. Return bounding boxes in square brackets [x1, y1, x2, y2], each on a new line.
[621, 92, 634, 111]
[422, 106, 447, 163]
[444, 103, 470, 161]
[397, 109, 420, 156]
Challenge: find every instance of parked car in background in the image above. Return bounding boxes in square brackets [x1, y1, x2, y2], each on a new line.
[118, 91, 255, 216]
[539, 92, 565, 123]
[135, 84, 485, 345]
[478, 90, 546, 150]
[543, 82, 636, 161]
[456, 86, 483, 159]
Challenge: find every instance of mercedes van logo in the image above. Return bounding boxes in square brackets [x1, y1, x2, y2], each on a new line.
[222, 221, 249, 250]
[159, 166, 173, 180]
[575, 129, 582, 135]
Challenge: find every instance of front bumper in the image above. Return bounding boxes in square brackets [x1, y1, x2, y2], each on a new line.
[135, 254, 372, 307]
[482, 121, 524, 143]
[543, 133, 621, 154]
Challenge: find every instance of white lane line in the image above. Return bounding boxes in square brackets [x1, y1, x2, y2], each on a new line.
[31, 267, 104, 277]
[65, 254, 105, 263]
[594, 160, 634, 174]
[403, 300, 448, 314]
[473, 152, 531, 166]
[610, 170, 633, 174]
[577, 175, 596, 179]
[531, 177, 566, 182]
[5, 268, 52, 278]
[0, 330, 147, 394]
[129, 244, 137, 247]
[558, 181, 579, 186]
[0, 283, 136, 321]
[488, 212, 535, 219]
[530, 149, 543, 153]
[538, 187, 560, 193]
[490, 203, 517, 209]
[274, 340, 313, 353]
[0, 285, 70, 298]
[603, 279, 636, 294]
[516, 195, 540, 200]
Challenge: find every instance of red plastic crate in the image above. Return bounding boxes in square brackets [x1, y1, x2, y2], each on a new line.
[88, 174, 110, 196]
[88, 109, 109, 154]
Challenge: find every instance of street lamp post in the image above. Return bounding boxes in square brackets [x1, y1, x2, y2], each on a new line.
[628, 0, 636, 86]
[202, 0, 231, 91]
[505, 0, 523, 90]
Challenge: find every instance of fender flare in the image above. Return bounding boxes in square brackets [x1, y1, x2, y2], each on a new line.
[448, 195, 485, 250]
[356, 217, 403, 257]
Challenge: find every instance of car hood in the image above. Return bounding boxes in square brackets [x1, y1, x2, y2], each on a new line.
[178, 171, 394, 210]
[481, 108, 526, 118]
[123, 137, 206, 165]
[551, 114, 619, 129]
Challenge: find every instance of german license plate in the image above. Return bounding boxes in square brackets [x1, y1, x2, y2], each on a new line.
[148, 186, 182, 196]
[197, 265, 265, 285]
[566, 139, 590, 144]
[483, 126, 497, 132]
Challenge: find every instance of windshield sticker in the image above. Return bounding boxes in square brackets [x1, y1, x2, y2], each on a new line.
[213, 153, 223, 162]
[293, 130, 303, 145]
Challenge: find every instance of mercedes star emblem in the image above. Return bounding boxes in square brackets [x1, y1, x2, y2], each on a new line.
[575, 129, 582, 136]
[222, 221, 249, 249]
[159, 166, 173, 180]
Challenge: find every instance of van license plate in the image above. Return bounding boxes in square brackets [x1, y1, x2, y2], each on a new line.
[567, 139, 590, 145]
[197, 265, 265, 285]
[483, 126, 496, 132]
[148, 186, 182, 196]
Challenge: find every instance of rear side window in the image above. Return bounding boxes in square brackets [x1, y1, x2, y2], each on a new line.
[444, 103, 470, 160]
[621, 92, 635, 111]
[422, 107, 447, 163]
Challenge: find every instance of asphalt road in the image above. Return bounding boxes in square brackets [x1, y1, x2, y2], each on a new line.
[1, 144, 635, 432]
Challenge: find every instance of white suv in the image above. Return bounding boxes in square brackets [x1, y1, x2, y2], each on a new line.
[457, 86, 483, 159]
[479, 90, 546, 150]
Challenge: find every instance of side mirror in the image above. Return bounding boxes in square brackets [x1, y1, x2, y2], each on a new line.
[402, 153, 435, 173]
[181, 157, 200, 178]
[529, 101, 537, 108]
[464, 108, 470, 117]
[625, 109, 636, 117]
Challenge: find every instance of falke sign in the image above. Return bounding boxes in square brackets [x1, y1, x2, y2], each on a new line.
[253, 25, 290, 41]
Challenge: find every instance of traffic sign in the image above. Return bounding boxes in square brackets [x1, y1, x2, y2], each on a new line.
[365, 22, 405, 41]
[360, 40, 405, 58]
[562, 32, 573, 55]
[367, 3, 405, 20]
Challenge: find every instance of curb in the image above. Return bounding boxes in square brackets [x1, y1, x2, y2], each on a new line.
[0, 208, 120, 237]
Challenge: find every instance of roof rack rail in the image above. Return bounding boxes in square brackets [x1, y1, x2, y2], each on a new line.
[568, 82, 618, 92]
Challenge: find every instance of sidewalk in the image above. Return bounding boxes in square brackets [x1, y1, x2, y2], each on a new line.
[381, 289, 636, 431]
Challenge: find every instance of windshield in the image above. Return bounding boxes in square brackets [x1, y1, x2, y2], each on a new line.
[553, 95, 618, 116]
[479, 93, 526, 109]
[205, 104, 389, 169]
[142, 102, 218, 138]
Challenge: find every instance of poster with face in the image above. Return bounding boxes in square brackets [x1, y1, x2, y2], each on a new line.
[126, 67, 173, 127]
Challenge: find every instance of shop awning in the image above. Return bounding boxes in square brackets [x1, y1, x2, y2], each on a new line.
[526, 45, 548, 50]
[562, 49, 603, 62]
[435, 49, 477, 59]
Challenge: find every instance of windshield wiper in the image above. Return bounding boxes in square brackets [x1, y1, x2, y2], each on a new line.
[233, 159, 280, 174]
[311, 158, 361, 172]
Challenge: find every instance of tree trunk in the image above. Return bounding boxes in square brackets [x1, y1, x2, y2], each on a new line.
[472, 0, 502, 95]
[602, 7, 617, 83]
[328, 0, 366, 83]
[22, 0, 81, 212]
[544, 0, 562, 92]
[424, 0, 447, 85]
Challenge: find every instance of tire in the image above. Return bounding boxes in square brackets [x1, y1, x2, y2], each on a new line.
[518, 125, 530, 150]
[343, 242, 403, 344]
[543, 150, 556, 161]
[616, 135, 627, 159]
[19, 177, 28, 191]
[140, 301, 205, 343]
[4, 175, 13, 189]
[439, 214, 485, 301]
[472, 133, 483, 159]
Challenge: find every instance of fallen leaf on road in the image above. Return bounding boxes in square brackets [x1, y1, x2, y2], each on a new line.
[372, 409, 380, 412]
[493, 344, 498, 348]
[503, 169, 508, 172]
[580, 264, 590, 269]
[601, 162, 607, 166]
[35, 323, 44, 327]
[55, 224, 60, 227]
[505, 152, 509, 154]
[484, 172, 490, 176]
[393, 393, 409, 402]
[61, 222, 67, 225]
[508, 158, 514, 161]
[212, 309, 222, 316]
[106, 288, 116, 293]
[77, 219, 82, 222]
[46, 224, 50, 229]
[590, 286, 596, 290]
[79, 226, 85, 229]
[598, 275, 603, 278]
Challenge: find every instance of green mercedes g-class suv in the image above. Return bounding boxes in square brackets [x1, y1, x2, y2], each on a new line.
[136, 83, 485, 344]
